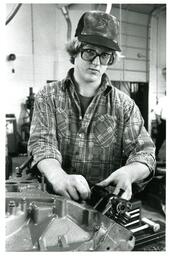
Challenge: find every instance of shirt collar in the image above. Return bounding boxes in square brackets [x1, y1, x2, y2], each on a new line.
[62, 68, 75, 90]
[63, 68, 112, 95]
[98, 73, 113, 95]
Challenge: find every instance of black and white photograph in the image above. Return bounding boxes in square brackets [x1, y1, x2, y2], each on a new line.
[3, 0, 168, 253]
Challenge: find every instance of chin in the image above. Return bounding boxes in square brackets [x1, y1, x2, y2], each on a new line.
[87, 78, 98, 83]
[86, 73, 100, 82]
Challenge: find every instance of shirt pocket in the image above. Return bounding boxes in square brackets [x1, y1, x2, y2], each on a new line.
[56, 108, 68, 136]
[93, 114, 116, 147]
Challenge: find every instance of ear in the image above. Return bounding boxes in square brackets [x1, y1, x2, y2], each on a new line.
[108, 54, 115, 65]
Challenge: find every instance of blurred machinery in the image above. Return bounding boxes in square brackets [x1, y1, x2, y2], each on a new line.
[6, 88, 35, 179]
[19, 87, 35, 154]
[5, 158, 165, 251]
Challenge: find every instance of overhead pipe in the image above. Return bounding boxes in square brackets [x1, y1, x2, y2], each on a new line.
[119, 4, 125, 82]
[6, 3, 22, 25]
[105, 3, 112, 14]
[146, 6, 164, 85]
[60, 5, 72, 41]
[147, 5, 166, 132]
[30, 4, 35, 87]
[147, 5, 166, 102]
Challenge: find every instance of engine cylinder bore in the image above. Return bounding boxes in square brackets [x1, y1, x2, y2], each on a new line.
[6, 182, 19, 192]
[8, 200, 16, 215]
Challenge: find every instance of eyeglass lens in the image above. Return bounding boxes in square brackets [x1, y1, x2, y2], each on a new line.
[81, 49, 112, 65]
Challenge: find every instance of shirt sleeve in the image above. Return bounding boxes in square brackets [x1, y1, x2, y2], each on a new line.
[122, 99, 156, 192]
[27, 86, 62, 168]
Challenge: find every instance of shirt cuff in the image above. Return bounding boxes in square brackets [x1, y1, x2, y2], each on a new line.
[30, 147, 62, 169]
[126, 153, 156, 192]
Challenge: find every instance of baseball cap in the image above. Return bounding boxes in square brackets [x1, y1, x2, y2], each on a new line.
[75, 10, 121, 51]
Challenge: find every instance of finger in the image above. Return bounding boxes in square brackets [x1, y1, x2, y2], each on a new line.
[96, 176, 113, 187]
[79, 175, 91, 189]
[57, 189, 71, 199]
[64, 191, 71, 199]
[120, 190, 132, 201]
[113, 185, 121, 195]
[121, 191, 131, 200]
[78, 176, 91, 198]
[67, 186, 80, 201]
[75, 182, 90, 200]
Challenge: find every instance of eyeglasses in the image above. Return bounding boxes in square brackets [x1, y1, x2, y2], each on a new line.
[80, 48, 114, 65]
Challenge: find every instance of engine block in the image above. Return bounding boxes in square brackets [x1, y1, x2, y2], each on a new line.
[6, 178, 135, 251]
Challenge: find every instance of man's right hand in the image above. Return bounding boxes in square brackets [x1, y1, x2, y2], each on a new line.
[37, 158, 91, 201]
[51, 173, 91, 201]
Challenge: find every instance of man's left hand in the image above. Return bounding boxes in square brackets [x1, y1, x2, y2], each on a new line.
[97, 162, 150, 201]
[97, 167, 133, 200]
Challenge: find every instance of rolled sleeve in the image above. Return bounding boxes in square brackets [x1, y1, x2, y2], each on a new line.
[123, 100, 156, 191]
[27, 87, 62, 168]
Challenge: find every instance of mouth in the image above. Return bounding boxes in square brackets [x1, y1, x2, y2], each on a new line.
[88, 68, 100, 73]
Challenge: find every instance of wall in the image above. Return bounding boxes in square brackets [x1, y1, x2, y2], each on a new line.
[6, 4, 63, 127]
[5, 3, 166, 133]
[5, 3, 92, 126]
[149, 8, 166, 117]
[107, 6, 149, 82]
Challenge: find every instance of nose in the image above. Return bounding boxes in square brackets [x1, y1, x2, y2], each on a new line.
[91, 55, 100, 65]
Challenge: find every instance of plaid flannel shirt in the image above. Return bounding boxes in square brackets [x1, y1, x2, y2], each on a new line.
[28, 68, 155, 191]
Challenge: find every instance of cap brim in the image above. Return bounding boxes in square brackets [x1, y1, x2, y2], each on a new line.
[78, 34, 121, 52]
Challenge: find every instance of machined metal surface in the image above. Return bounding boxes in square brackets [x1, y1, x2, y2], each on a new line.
[6, 178, 135, 251]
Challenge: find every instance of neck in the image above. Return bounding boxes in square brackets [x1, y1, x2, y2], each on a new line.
[73, 70, 101, 97]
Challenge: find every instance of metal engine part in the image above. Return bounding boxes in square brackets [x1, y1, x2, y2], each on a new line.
[6, 178, 135, 251]
[88, 185, 133, 225]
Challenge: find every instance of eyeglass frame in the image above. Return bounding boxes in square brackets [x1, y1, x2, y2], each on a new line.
[80, 48, 115, 66]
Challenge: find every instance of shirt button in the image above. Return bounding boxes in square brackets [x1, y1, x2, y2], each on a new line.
[100, 116, 104, 121]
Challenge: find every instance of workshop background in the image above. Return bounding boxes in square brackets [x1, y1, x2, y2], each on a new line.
[5, 3, 166, 178]
[5, 1, 166, 195]
[5, 3, 167, 252]
[5, 3, 166, 148]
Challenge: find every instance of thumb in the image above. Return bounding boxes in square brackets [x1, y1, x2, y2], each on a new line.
[96, 177, 111, 187]
[113, 185, 121, 195]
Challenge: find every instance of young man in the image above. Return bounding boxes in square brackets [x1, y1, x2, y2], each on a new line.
[28, 11, 155, 202]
